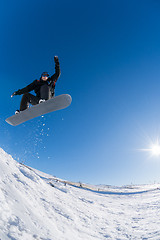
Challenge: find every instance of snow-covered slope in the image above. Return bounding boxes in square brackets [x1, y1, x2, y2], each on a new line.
[0, 148, 160, 240]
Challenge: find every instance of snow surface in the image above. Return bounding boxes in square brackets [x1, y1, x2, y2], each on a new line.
[0, 147, 160, 240]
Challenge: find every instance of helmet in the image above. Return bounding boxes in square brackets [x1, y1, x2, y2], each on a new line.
[41, 72, 49, 77]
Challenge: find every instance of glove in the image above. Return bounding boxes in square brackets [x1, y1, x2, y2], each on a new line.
[54, 56, 59, 63]
[11, 90, 21, 97]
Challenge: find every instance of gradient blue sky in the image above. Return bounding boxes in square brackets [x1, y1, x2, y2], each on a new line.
[1, 0, 160, 185]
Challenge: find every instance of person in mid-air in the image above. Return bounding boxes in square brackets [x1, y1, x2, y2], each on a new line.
[12, 56, 60, 114]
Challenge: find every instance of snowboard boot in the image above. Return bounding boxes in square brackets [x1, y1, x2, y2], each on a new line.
[15, 110, 20, 115]
[39, 99, 46, 104]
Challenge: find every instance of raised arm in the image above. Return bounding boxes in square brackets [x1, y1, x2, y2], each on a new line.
[49, 56, 61, 85]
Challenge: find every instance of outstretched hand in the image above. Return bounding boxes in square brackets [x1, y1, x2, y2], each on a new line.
[11, 92, 16, 98]
[11, 90, 21, 97]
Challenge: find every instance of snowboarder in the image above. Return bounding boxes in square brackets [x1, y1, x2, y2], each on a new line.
[11, 56, 60, 114]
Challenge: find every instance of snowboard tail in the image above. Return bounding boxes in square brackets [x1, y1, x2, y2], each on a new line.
[6, 94, 72, 126]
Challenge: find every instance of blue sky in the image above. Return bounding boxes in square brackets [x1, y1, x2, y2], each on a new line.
[1, 0, 160, 185]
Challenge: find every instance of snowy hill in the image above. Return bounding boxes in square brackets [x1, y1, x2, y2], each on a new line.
[0, 148, 160, 240]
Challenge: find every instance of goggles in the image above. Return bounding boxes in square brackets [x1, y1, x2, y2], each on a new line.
[41, 72, 49, 77]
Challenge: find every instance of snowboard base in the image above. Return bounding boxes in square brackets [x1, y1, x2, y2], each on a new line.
[6, 94, 72, 126]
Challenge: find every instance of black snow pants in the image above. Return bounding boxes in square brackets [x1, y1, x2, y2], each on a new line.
[20, 84, 50, 111]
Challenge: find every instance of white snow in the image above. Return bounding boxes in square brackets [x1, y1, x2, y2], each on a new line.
[0, 147, 160, 240]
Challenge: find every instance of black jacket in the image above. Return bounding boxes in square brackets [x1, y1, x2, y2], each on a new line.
[16, 60, 60, 98]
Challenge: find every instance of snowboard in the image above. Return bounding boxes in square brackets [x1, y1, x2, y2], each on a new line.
[6, 94, 72, 126]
